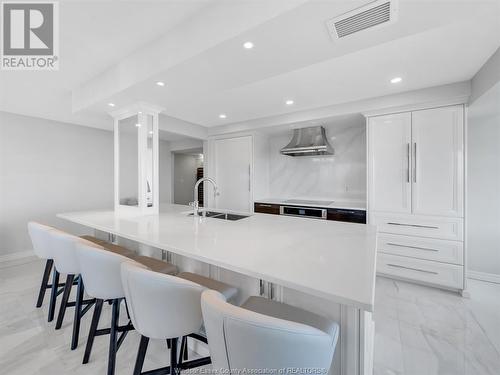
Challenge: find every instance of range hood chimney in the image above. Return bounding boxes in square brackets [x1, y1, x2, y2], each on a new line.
[280, 126, 334, 157]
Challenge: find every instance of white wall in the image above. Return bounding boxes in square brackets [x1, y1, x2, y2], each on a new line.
[173, 153, 203, 205]
[266, 119, 366, 202]
[0, 111, 114, 257]
[467, 82, 500, 277]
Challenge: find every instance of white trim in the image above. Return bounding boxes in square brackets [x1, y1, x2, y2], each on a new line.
[0, 250, 35, 263]
[468, 270, 500, 284]
[361, 96, 469, 117]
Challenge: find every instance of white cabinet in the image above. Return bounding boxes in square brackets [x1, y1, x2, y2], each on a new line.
[368, 105, 465, 292]
[368, 106, 464, 217]
[411, 106, 464, 217]
[368, 113, 411, 213]
[212, 135, 252, 212]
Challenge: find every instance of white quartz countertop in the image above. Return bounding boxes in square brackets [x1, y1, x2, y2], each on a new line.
[58, 204, 377, 311]
[254, 198, 367, 210]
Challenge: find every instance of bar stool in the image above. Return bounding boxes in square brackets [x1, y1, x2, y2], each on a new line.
[201, 290, 339, 374]
[121, 262, 238, 375]
[75, 240, 178, 375]
[49, 231, 102, 349]
[27, 222, 69, 322]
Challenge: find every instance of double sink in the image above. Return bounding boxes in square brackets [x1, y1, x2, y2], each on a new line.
[188, 210, 249, 221]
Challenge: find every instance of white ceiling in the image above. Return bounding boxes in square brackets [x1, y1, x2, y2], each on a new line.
[1, 0, 499, 132]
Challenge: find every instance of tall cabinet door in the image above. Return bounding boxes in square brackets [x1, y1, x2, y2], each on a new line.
[411, 106, 464, 217]
[368, 113, 412, 213]
[213, 136, 252, 212]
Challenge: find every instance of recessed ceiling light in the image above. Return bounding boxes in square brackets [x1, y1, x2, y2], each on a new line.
[135, 123, 141, 127]
[285, 99, 294, 105]
[390, 77, 402, 84]
[156, 81, 165, 87]
[108, 102, 115, 107]
[219, 114, 227, 119]
[149, 130, 154, 135]
[243, 41, 254, 49]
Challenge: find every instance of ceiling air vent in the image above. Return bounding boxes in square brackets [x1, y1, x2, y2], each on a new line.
[326, 0, 398, 39]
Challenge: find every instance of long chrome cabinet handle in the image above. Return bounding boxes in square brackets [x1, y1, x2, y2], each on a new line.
[413, 142, 417, 183]
[386, 222, 439, 229]
[386, 263, 438, 275]
[257, 204, 273, 207]
[406, 143, 410, 183]
[386, 242, 439, 252]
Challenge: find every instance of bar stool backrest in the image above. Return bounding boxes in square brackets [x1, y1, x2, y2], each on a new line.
[121, 262, 205, 340]
[201, 290, 337, 374]
[49, 230, 91, 275]
[75, 240, 138, 300]
[28, 221, 56, 259]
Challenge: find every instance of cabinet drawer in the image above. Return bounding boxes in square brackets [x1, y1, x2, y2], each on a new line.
[378, 234, 463, 265]
[369, 212, 463, 241]
[254, 202, 280, 215]
[377, 254, 464, 289]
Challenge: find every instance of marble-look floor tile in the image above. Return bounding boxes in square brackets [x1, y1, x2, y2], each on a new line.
[374, 277, 500, 375]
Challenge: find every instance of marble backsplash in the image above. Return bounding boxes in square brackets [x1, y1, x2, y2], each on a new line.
[267, 121, 366, 202]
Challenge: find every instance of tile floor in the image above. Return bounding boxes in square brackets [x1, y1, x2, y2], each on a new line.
[373, 276, 500, 375]
[1, 256, 499, 375]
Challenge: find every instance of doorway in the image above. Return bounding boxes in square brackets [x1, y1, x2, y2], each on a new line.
[172, 149, 204, 206]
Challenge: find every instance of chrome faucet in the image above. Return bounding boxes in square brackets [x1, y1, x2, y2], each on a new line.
[190, 177, 219, 216]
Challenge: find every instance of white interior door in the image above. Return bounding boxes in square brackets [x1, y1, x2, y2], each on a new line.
[368, 113, 412, 213]
[214, 136, 252, 212]
[411, 106, 464, 217]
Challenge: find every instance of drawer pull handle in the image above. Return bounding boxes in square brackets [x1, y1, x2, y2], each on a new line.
[386, 243, 439, 252]
[257, 204, 272, 207]
[386, 263, 438, 275]
[387, 222, 439, 229]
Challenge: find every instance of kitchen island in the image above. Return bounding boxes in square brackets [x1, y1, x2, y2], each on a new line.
[58, 204, 377, 375]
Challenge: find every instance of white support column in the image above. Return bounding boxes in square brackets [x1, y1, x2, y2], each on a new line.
[110, 102, 163, 214]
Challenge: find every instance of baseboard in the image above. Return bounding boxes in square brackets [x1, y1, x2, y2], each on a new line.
[0, 250, 35, 263]
[468, 270, 500, 284]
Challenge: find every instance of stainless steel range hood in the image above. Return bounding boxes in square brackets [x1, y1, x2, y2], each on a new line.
[280, 126, 334, 157]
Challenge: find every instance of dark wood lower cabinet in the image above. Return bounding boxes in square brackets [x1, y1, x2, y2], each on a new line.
[327, 208, 366, 224]
[254, 202, 280, 215]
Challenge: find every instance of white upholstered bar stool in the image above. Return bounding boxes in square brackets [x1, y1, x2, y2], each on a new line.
[48, 231, 101, 349]
[201, 290, 340, 375]
[28, 221, 68, 322]
[121, 263, 237, 375]
[75, 240, 177, 375]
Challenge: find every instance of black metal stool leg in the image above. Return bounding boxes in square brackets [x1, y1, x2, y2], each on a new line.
[170, 337, 179, 375]
[179, 336, 188, 362]
[83, 298, 103, 364]
[133, 335, 149, 375]
[56, 274, 75, 329]
[71, 276, 85, 350]
[108, 298, 121, 375]
[48, 268, 60, 322]
[36, 259, 53, 308]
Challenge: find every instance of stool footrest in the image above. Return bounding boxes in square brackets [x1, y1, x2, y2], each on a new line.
[181, 356, 212, 370]
[80, 301, 94, 318]
[66, 299, 95, 308]
[140, 357, 211, 375]
[95, 322, 134, 336]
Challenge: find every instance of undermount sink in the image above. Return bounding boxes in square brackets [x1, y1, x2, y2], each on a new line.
[188, 211, 249, 221]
